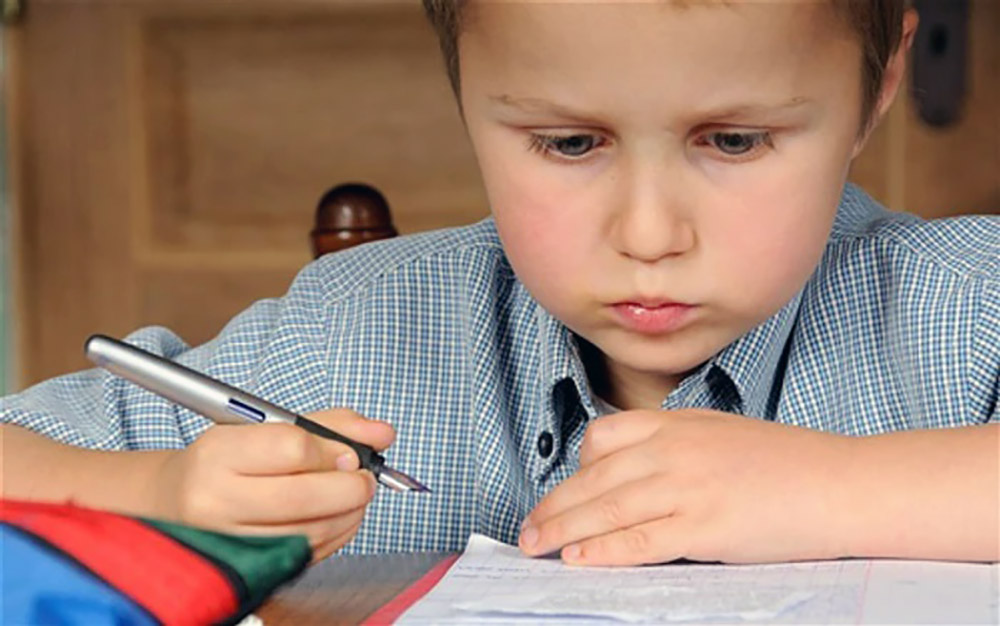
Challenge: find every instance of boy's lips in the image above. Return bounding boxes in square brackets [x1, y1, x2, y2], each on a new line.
[610, 301, 696, 335]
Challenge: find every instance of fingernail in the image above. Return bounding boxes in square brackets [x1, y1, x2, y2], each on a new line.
[563, 543, 581, 562]
[520, 525, 538, 550]
[335, 453, 355, 471]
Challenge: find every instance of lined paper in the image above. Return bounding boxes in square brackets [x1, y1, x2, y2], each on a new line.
[396, 533, 999, 624]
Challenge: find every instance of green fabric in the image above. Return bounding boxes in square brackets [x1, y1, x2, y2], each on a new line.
[142, 518, 311, 598]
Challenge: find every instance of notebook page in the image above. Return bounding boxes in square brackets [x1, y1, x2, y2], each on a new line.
[396, 533, 998, 624]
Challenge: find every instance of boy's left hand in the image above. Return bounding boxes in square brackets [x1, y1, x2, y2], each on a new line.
[519, 409, 855, 566]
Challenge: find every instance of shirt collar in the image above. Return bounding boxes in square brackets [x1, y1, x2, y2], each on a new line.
[536, 305, 598, 419]
[709, 290, 803, 417]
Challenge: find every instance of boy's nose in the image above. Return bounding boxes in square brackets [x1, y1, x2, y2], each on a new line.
[609, 170, 695, 263]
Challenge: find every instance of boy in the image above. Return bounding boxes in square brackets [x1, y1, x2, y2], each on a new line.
[2, 0, 997, 566]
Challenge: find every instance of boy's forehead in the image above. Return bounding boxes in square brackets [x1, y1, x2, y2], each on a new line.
[462, 0, 843, 42]
[458, 1, 860, 124]
[461, 2, 850, 71]
[465, 0, 824, 12]
[466, 0, 732, 6]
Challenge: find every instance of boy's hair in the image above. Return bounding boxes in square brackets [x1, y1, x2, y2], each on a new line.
[421, 0, 905, 133]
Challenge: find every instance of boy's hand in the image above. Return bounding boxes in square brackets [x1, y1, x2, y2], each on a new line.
[519, 409, 854, 566]
[152, 409, 395, 562]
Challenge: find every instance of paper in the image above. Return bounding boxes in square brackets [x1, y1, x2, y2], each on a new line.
[396, 534, 999, 624]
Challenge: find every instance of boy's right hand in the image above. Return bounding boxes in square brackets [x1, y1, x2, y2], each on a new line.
[152, 409, 395, 562]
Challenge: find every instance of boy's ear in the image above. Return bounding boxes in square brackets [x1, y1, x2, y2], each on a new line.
[852, 9, 919, 158]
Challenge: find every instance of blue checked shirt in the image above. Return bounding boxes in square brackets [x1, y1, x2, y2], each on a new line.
[3, 184, 998, 554]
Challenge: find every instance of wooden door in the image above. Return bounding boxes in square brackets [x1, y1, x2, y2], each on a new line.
[5, 0, 998, 390]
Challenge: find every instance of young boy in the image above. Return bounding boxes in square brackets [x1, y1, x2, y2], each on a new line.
[2, 0, 997, 566]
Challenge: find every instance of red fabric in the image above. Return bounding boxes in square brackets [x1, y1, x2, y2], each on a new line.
[1, 499, 238, 625]
[363, 554, 460, 625]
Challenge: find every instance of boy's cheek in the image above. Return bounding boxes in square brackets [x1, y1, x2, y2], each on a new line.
[491, 178, 601, 263]
[701, 213, 826, 315]
[709, 175, 837, 267]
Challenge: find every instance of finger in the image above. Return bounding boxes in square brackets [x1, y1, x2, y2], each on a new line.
[520, 475, 675, 558]
[306, 408, 397, 452]
[310, 517, 366, 563]
[216, 422, 349, 476]
[221, 470, 376, 524]
[525, 443, 660, 530]
[579, 411, 663, 467]
[220, 409, 395, 476]
[303, 409, 398, 471]
[560, 516, 689, 567]
[232, 506, 367, 557]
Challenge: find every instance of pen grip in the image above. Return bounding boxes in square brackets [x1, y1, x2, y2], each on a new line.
[295, 416, 385, 474]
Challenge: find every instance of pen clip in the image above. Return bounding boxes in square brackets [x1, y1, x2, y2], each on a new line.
[226, 398, 266, 423]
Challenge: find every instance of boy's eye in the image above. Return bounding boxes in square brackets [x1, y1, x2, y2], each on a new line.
[527, 133, 600, 159]
[704, 131, 772, 156]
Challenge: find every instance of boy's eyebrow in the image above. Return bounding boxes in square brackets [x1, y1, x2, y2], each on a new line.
[489, 95, 603, 122]
[489, 94, 814, 122]
[694, 97, 815, 121]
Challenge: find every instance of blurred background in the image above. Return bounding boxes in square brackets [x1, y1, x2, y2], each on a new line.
[0, 0, 997, 393]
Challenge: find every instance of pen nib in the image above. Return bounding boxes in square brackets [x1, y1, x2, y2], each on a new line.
[378, 466, 431, 493]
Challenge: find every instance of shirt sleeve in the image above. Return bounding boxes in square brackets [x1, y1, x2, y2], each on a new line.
[0, 261, 337, 451]
[1, 326, 199, 450]
[971, 280, 1000, 424]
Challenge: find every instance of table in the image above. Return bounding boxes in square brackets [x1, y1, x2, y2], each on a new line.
[257, 551, 452, 625]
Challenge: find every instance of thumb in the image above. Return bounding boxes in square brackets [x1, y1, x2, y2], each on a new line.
[578, 410, 662, 467]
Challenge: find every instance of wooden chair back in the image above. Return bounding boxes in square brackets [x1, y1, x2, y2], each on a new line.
[311, 183, 398, 258]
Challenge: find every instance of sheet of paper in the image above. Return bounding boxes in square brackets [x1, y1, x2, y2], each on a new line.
[396, 533, 999, 624]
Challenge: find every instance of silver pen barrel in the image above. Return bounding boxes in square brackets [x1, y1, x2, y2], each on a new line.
[85, 335, 298, 427]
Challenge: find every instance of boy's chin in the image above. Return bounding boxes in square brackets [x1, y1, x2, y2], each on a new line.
[597, 338, 721, 378]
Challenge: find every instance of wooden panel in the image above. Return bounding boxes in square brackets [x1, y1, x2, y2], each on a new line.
[141, 5, 487, 253]
[140, 268, 300, 346]
[13, 6, 140, 385]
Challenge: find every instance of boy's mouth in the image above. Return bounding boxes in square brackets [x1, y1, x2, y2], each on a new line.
[610, 301, 695, 335]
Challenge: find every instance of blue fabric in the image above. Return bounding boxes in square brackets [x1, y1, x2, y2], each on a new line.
[0, 525, 156, 626]
[2, 184, 998, 555]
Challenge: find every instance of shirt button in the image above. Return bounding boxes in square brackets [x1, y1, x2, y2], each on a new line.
[537, 431, 554, 458]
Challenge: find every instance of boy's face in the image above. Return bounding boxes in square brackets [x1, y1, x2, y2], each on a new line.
[458, 2, 867, 406]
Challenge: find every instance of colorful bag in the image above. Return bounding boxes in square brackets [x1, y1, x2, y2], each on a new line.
[1, 499, 311, 625]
